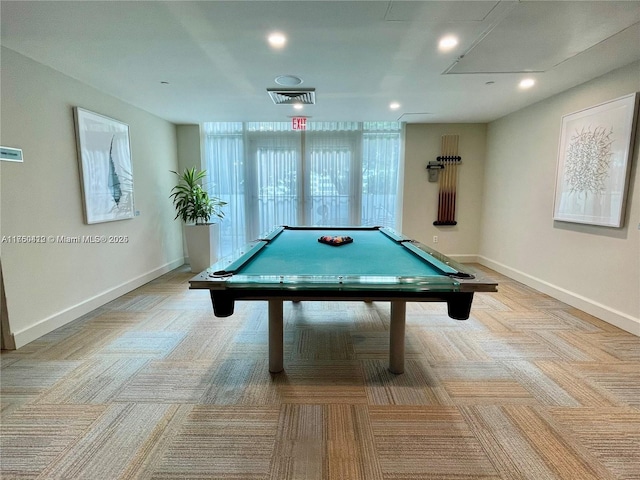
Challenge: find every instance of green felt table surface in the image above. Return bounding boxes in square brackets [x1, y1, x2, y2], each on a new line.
[238, 228, 444, 277]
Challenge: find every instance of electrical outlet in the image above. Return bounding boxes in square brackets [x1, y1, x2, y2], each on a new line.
[433, 236, 438, 243]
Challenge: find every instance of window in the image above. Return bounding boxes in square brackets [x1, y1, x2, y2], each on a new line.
[203, 122, 402, 257]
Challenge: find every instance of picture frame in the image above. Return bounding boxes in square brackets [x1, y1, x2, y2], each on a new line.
[74, 107, 134, 224]
[553, 93, 639, 228]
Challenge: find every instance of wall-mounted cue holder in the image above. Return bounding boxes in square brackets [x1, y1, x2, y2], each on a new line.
[432, 155, 462, 226]
[432, 134, 462, 227]
[426, 156, 461, 182]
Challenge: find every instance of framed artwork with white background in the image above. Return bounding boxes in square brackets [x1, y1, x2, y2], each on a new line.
[74, 108, 134, 224]
[553, 93, 638, 228]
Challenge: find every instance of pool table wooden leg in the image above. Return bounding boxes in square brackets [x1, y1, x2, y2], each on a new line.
[268, 299, 284, 373]
[389, 300, 406, 374]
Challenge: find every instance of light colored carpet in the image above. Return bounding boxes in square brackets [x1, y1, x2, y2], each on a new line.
[1, 265, 639, 479]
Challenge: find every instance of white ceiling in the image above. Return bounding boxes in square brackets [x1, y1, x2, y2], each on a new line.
[2, 1, 639, 124]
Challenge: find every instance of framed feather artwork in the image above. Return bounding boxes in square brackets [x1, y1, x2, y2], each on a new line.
[73, 108, 135, 224]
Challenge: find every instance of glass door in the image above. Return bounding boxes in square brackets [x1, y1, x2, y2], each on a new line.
[247, 133, 302, 238]
[303, 131, 361, 225]
[246, 129, 362, 237]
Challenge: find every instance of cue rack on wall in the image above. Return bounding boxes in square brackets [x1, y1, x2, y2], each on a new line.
[426, 134, 461, 226]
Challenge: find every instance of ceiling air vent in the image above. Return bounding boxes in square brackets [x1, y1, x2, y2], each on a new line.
[267, 88, 316, 105]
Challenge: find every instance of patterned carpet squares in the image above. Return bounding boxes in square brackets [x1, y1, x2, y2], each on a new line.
[1, 265, 639, 479]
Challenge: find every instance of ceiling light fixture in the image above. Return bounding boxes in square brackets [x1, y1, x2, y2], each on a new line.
[275, 75, 303, 87]
[268, 32, 287, 48]
[438, 35, 459, 51]
[519, 78, 536, 89]
[390, 102, 401, 110]
[293, 104, 303, 110]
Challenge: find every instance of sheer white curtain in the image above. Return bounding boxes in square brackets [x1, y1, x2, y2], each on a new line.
[203, 122, 402, 257]
[305, 129, 360, 225]
[248, 130, 301, 239]
[202, 122, 247, 254]
[362, 124, 402, 226]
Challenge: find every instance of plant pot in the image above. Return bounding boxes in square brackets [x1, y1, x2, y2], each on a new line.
[185, 223, 220, 273]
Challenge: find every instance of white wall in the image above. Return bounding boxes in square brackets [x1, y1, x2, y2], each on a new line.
[175, 124, 203, 261]
[480, 61, 640, 335]
[0, 48, 185, 347]
[176, 125, 202, 173]
[402, 123, 487, 259]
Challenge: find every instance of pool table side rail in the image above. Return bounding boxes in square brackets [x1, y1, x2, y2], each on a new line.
[190, 272, 496, 294]
[190, 274, 461, 292]
[190, 226, 497, 294]
[213, 240, 268, 276]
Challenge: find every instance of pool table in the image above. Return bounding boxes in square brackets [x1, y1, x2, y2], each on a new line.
[190, 226, 497, 374]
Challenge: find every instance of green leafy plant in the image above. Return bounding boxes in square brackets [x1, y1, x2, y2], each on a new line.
[170, 167, 226, 225]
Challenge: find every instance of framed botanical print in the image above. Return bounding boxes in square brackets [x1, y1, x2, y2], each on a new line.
[553, 93, 638, 228]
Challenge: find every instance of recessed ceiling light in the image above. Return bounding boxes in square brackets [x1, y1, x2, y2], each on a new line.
[268, 32, 287, 48]
[293, 104, 303, 110]
[438, 35, 459, 51]
[275, 75, 303, 87]
[519, 78, 536, 89]
[390, 102, 401, 110]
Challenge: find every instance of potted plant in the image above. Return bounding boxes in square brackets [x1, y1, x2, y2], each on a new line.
[170, 167, 226, 272]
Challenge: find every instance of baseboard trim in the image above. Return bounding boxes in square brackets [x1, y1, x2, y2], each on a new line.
[478, 256, 640, 337]
[449, 254, 479, 264]
[12, 258, 185, 349]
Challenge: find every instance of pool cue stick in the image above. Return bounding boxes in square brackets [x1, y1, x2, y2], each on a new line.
[436, 137, 444, 222]
[444, 135, 450, 222]
[447, 135, 452, 223]
[444, 135, 452, 222]
[450, 135, 455, 222]
[440, 135, 447, 223]
[452, 135, 459, 222]
[438, 135, 447, 222]
[443, 135, 449, 223]
[445, 134, 458, 223]
[448, 134, 458, 223]
[447, 135, 454, 222]
[440, 135, 445, 223]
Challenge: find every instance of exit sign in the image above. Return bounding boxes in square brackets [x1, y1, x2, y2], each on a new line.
[292, 117, 307, 130]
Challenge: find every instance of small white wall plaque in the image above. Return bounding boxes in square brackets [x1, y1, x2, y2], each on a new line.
[0, 146, 23, 162]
